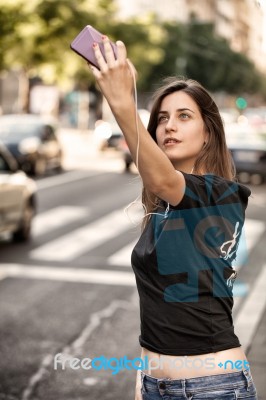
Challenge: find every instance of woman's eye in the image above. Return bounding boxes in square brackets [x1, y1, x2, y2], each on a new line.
[158, 115, 168, 123]
[179, 113, 190, 120]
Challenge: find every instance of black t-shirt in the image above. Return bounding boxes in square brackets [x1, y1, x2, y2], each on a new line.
[131, 173, 251, 356]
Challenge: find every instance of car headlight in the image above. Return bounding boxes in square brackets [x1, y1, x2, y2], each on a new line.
[19, 137, 40, 154]
[94, 122, 112, 140]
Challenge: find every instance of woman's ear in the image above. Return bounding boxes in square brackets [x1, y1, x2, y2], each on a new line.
[203, 132, 209, 146]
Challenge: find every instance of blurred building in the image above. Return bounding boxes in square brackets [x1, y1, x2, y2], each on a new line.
[116, 0, 266, 72]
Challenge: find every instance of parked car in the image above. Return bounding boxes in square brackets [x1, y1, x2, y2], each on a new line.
[242, 107, 266, 127]
[226, 124, 266, 184]
[0, 143, 37, 241]
[0, 114, 63, 176]
[220, 108, 239, 124]
[93, 118, 123, 151]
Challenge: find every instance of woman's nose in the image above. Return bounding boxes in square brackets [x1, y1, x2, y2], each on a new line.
[165, 116, 177, 132]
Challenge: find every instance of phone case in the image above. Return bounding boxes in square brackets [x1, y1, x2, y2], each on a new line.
[70, 25, 117, 69]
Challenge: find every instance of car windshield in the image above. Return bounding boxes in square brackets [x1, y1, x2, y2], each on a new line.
[0, 122, 42, 140]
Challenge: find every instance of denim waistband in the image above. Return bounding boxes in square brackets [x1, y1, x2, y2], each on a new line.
[141, 368, 253, 393]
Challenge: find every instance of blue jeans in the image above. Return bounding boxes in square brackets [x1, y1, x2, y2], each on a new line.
[140, 369, 258, 399]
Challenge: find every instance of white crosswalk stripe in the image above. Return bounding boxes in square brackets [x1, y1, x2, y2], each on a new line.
[32, 206, 90, 237]
[30, 208, 136, 262]
[233, 218, 265, 269]
[108, 240, 137, 267]
[108, 218, 266, 268]
[29, 204, 265, 267]
[0, 264, 136, 286]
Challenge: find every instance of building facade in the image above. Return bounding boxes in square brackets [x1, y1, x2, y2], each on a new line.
[116, 0, 266, 72]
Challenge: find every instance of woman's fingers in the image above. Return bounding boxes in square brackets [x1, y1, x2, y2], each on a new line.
[92, 38, 127, 71]
[93, 42, 108, 72]
[103, 38, 127, 69]
[102, 36, 116, 68]
[87, 63, 101, 79]
[89, 37, 131, 80]
[116, 40, 127, 63]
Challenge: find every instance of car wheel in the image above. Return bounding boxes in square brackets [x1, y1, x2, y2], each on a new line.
[55, 163, 63, 173]
[12, 202, 35, 242]
[54, 155, 63, 173]
[124, 160, 131, 172]
[33, 158, 46, 176]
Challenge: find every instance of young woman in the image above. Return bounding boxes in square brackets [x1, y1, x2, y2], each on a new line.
[89, 37, 258, 400]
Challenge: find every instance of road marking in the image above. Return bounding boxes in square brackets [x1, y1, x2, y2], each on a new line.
[22, 354, 54, 400]
[235, 264, 266, 352]
[83, 378, 100, 386]
[36, 170, 102, 191]
[0, 264, 136, 286]
[30, 208, 135, 261]
[108, 240, 137, 266]
[32, 206, 90, 236]
[1, 262, 265, 357]
[21, 291, 138, 398]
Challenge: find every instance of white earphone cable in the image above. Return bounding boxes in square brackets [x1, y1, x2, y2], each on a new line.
[127, 61, 140, 171]
[124, 61, 170, 225]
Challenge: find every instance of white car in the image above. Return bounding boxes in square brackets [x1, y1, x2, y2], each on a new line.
[0, 143, 37, 241]
[93, 118, 123, 151]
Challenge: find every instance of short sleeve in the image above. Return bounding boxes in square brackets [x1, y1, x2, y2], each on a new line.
[173, 172, 251, 211]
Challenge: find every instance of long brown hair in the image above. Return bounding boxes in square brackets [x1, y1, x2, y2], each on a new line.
[142, 77, 235, 229]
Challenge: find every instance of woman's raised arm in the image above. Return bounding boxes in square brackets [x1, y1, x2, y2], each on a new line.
[89, 37, 185, 206]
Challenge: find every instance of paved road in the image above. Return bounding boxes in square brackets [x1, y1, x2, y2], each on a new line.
[0, 129, 265, 399]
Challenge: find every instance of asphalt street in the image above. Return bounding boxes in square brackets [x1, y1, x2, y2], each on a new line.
[0, 129, 265, 400]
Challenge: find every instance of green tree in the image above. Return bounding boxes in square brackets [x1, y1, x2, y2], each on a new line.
[184, 21, 263, 95]
[144, 21, 186, 91]
[0, 1, 165, 94]
[0, 2, 28, 71]
[0, 0, 117, 84]
[108, 15, 166, 91]
[142, 20, 266, 98]
[0, 1, 265, 106]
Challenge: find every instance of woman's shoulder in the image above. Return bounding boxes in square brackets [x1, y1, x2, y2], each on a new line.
[181, 171, 251, 193]
[175, 171, 251, 209]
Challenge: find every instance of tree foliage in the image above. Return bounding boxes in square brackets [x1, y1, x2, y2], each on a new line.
[0, 0, 265, 97]
[144, 20, 265, 97]
[0, 2, 28, 70]
[184, 22, 262, 95]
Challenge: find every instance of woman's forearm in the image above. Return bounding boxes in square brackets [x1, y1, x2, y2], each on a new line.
[110, 98, 185, 205]
[90, 39, 185, 205]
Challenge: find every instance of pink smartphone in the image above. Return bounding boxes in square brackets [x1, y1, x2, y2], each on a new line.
[70, 25, 117, 69]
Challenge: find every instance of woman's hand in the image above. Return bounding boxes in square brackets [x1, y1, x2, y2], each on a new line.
[135, 368, 143, 400]
[89, 37, 137, 112]
[135, 385, 143, 400]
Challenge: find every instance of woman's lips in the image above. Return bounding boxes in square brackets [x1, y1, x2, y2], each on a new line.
[163, 138, 181, 146]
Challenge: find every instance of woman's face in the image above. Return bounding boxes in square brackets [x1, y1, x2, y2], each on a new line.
[155, 90, 208, 171]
